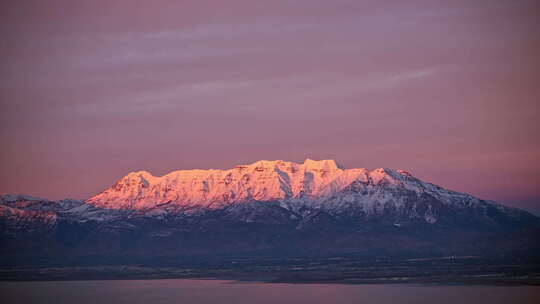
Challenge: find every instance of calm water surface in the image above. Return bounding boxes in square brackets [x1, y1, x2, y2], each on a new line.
[1, 279, 539, 304]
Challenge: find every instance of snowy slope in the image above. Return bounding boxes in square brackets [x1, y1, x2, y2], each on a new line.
[1, 161, 538, 261]
[1, 159, 535, 228]
[84, 159, 524, 226]
[85, 160, 425, 210]
[86, 159, 365, 210]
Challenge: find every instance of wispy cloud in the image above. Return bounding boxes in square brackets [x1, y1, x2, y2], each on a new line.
[360, 68, 439, 90]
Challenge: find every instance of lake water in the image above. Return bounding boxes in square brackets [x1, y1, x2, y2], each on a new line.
[1, 279, 539, 304]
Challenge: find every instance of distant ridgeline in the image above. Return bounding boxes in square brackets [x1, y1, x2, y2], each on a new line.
[1, 159, 539, 266]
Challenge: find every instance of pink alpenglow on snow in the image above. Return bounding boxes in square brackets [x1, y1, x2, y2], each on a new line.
[88, 159, 420, 210]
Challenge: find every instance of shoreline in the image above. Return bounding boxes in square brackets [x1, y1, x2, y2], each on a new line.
[2, 271, 539, 286]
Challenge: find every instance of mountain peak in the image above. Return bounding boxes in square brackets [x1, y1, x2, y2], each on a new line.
[87, 159, 359, 209]
[86, 160, 426, 210]
[248, 159, 287, 169]
[125, 170, 153, 177]
[303, 158, 341, 170]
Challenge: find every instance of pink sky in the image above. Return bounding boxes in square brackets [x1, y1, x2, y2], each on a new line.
[1, 0, 539, 213]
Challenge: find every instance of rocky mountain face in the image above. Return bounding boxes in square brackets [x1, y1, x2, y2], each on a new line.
[1, 160, 539, 266]
[87, 159, 364, 210]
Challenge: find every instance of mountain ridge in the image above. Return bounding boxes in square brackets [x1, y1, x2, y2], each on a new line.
[1, 159, 539, 264]
[86, 159, 439, 211]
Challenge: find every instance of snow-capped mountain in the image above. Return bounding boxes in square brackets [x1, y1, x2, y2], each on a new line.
[1, 160, 539, 264]
[87, 159, 361, 210]
[84, 159, 529, 227]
